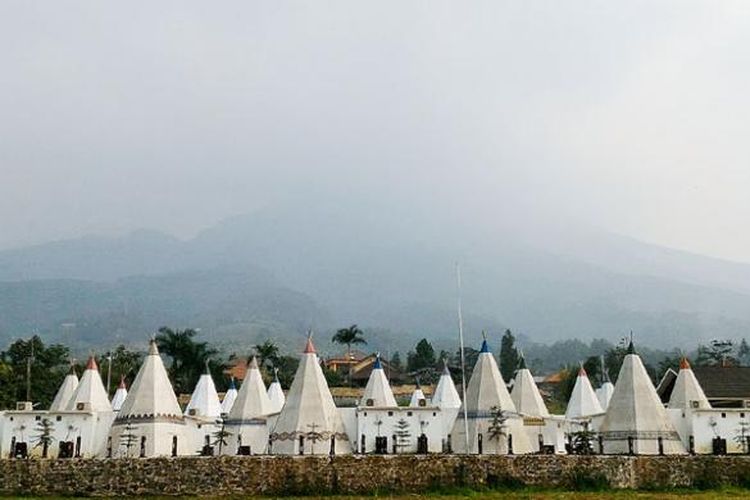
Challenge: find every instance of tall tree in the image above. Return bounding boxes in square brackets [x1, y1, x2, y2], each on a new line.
[696, 340, 737, 367]
[255, 340, 280, 370]
[407, 339, 436, 373]
[1, 336, 69, 409]
[155, 327, 219, 395]
[499, 329, 521, 383]
[331, 325, 367, 358]
[738, 339, 750, 366]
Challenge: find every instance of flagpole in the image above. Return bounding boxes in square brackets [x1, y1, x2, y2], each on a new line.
[456, 262, 470, 453]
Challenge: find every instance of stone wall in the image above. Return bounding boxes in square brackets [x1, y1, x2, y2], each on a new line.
[1, 455, 750, 496]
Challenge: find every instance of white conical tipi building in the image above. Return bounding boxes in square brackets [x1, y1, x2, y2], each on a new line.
[270, 335, 351, 455]
[184, 364, 222, 420]
[221, 378, 238, 414]
[111, 376, 128, 412]
[360, 355, 397, 407]
[110, 340, 187, 457]
[66, 356, 112, 412]
[409, 380, 427, 407]
[565, 365, 603, 419]
[511, 356, 549, 417]
[50, 365, 78, 411]
[449, 338, 532, 454]
[431, 360, 461, 409]
[267, 369, 285, 414]
[599, 342, 686, 454]
[225, 357, 273, 455]
[668, 357, 710, 409]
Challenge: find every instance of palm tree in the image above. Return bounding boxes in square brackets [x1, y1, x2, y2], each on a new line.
[332, 325, 367, 359]
[255, 340, 280, 370]
[155, 327, 218, 395]
[332, 325, 367, 386]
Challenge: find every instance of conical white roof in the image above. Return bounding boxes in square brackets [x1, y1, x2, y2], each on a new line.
[668, 357, 710, 409]
[511, 357, 549, 417]
[270, 336, 350, 454]
[450, 338, 531, 454]
[50, 367, 78, 411]
[111, 377, 128, 412]
[228, 357, 272, 420]
[117, 340, 182, 420]
[267, 369, 285, 413]
[599, 344, 685, 454]
[431, 361, 461, 409]
[597, 382, 615, 410]
[463, 340, 517, 413]
[66, 356, 112, 412]
[409, 383, 427, 407]
[565, 366, 603, 419]
[185, 368, 222, 419]
[221, 378, 238, 414]
[360, 355, 397, 407]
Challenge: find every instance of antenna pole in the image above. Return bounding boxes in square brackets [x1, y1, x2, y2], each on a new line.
[456, 262, 470, 453]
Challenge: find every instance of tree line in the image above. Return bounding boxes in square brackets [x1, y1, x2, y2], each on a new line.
[2, 324, 750, 412]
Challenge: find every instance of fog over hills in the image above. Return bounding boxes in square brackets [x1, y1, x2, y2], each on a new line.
[1, 201, 749, 353]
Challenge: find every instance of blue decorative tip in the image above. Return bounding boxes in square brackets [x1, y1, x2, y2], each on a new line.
[229, 378, 236, 390]
[373, 355, 382, 370]
[480, 339, 490, 353]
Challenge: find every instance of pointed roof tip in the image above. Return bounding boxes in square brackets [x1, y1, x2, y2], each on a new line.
[272, 367, 280, 383]
[86, 355, 98, 371]
[480, 339, 490, 353]
[248, 356, 259, 370]
[148, 338, 159, 355]
[578, 365, 588, 377]
[679, 356, 691, 370]
[303, 333, 316, 354]
[518, 354, 527, 370]
[68, 363, 77, 376]
[229, 377, 237, 390]
[373, 354, 383, 370]
[442, 358, 451, 375]
[626, 340, 636, 355]
[118, 375, 127, 389]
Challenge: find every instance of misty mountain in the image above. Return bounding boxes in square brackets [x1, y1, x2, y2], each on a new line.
[1, 202, 750, 351]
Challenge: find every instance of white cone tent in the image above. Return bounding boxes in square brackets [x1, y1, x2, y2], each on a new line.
[599, 342, 686, 454]
[565, 365, 603, 419]
[431, 360, 461, 409]
[184, 365, 222, 420]
[596, 382, 615, 411]
[224, 357, 273, 455]
[111, 376, 128, 412]
[409, 380, 427, 407]
[449, 338, 532, 454]
[360, 355, 397, 407]
[50, 365, 78, 411]
[221, 378, 238, 414]
[511, 356, 549, 417]
[111, 340, 186, 457]
[267, 369, 285, 414]
[596, 356, 615, 410]
[66, 356, 112, 412]
[668, 357, 710, 410]
[228, 357, 272, 420]
[269, 335, 351, 455]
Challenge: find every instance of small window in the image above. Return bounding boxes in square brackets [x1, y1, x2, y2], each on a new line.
[407, 411, 413, 417]
[388, 411, 393, 417]
[433, 412, 437, 417]
[742, 413, 746, 418]
[56, 416, 62, 422]
[722, 413, 727, 418]
[363, 412, 367, 417]
[35, 415, 41, 421]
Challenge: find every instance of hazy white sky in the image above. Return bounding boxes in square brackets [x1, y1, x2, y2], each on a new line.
[1, 1, 749, 261]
